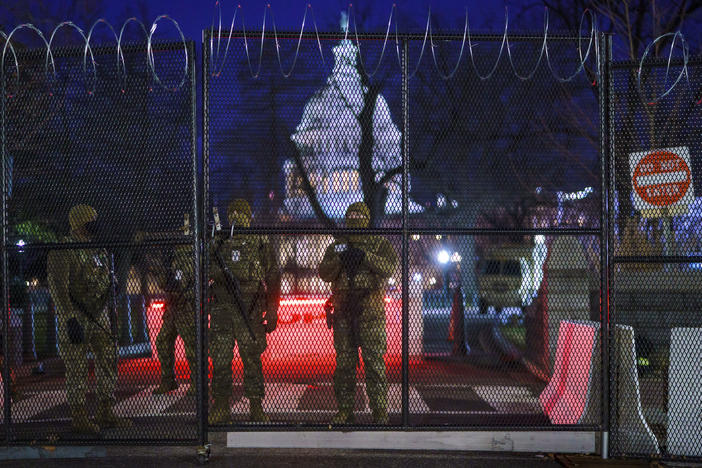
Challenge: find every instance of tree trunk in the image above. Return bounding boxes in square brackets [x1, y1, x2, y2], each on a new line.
[358, 84, 381, 226]
[457, 212, 480, 308]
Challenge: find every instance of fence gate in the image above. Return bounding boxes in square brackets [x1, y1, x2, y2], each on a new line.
[1, 41, 200, 444]
[204, 28, 606, 452]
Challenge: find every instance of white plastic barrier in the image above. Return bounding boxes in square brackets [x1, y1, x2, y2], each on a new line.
[612, 325, 659, 455]
[667, 328, 702, 456]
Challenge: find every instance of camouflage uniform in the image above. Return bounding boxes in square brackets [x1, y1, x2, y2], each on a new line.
[319, 202, 398, 424]
[47, 205, 131, 433]
[153, 244, 197, 395]
[208, 200, 280, 424]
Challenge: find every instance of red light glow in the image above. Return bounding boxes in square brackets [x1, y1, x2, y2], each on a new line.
[279, 298, 327, 306]
[143, 295, 406, 371]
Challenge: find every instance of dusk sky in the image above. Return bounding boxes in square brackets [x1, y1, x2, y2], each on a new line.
[1, 0, 700, 227]
[3, 1, 700, 66]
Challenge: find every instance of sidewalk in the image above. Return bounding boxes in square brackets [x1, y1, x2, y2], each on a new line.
[0, 433, 684, 468]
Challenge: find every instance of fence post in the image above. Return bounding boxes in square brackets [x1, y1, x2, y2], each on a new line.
[198, 29, 209, 455]
[401, 37, 410, 428]
[2, 61, 11, 445]
[598, 32, 614, 460]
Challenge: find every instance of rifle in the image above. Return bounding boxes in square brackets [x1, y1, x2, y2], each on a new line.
[67, 250, 118, 344]
[109, 252, 119, 346]
[211, 235, 256, 342]
[108, 252, 121, 369]
[337, 240, 367, 348]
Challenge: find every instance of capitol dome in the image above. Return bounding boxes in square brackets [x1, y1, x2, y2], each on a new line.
[284, 33, 423, 220]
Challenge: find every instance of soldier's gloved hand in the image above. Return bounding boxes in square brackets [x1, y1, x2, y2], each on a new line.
[324, 298, 334, 330]
[339, 246, 365, 277]
[338, 249, 352, 266]
[165, 274, 179, 293]
[346, 246, 365, 268]
[264, 310, 278, 333]
[66, 318, 84, 344]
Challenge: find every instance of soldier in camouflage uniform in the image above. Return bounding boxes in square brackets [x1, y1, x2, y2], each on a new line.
[319, 202, 398, 425]
[208, 199, 280, 424]
[149, 230, 198, 396]
[47, 205, 132, 434]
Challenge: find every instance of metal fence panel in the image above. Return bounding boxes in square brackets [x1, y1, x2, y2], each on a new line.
[610, 57, 702, 457]
[204, 30, 604, 431]
[1, 41, 198, 443]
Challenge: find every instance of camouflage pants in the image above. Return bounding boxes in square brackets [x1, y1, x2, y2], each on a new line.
[210, 303, 267, 401]
[333, 315, 387, 413]
[57, 308, 117, 408]
[156, 301, 197, 386]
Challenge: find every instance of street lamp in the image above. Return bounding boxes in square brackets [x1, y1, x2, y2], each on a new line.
[437, 249, 450, 265]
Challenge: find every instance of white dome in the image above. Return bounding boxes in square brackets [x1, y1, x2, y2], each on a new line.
[287, 39, 423, 219]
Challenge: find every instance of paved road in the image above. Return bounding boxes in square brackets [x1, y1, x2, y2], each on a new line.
[3, 346, 550, 443]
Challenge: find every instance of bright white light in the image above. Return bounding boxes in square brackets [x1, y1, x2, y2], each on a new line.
[411, 234, 420, 241]
[437, 194, 447, 208]
[16, 239, 25, 247]
[429, 276, 437, 285]
[450, 252, 462, 263]
[388, 277, 396, 285]
[412, 272, 422, 283]
[437, 250, 450, 264]
[558, 186, 593, 202]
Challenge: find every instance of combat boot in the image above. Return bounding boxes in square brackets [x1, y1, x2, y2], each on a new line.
[152, 379, 178, 395]
[70, 407, 100, 435]
[372, 408, 389, 425]
[208, 397, 231, 425]
[95, 400, 134, 429]
[249, 398, 270, 423]
[331, 408, 355, 425]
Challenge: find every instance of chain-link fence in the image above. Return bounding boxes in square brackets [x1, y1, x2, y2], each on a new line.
[4, 26, 698, 460]
[203, 30, 605, 432]
[609, 55, 702, 458]
[1, 41, 198, 444]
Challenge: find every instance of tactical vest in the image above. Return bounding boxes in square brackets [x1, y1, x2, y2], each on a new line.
[72, 248, 111, 314]
[170, 245, 195, 303]
[332, 236, 385, 292]
[212, 234, 266, 294]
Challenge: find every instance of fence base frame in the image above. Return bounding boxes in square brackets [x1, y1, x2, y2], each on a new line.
[226, 430, 597, 453]
[0, 446, 107, 460]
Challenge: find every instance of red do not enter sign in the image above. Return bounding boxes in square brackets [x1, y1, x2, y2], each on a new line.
[631, 150, 692, 207]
